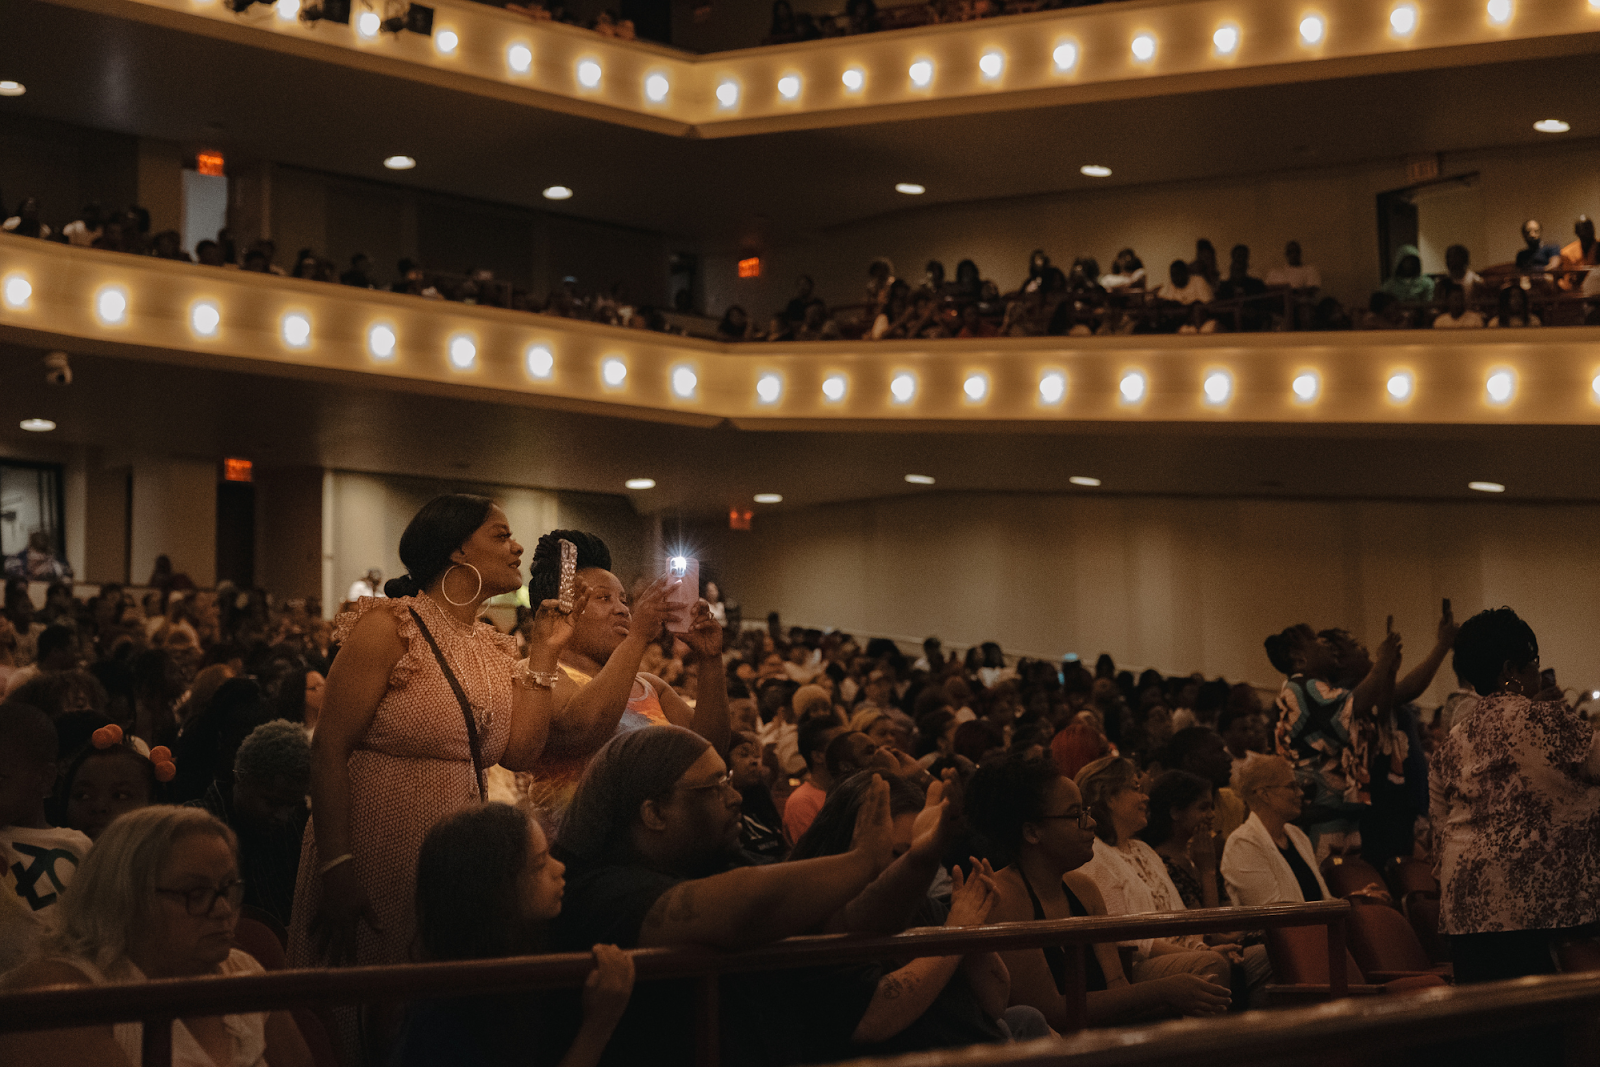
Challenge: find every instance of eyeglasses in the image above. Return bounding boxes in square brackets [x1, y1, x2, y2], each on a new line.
[676, 771, 735, 795]
[1038, 808, 1094, 829]
[155, 879, 245, 916]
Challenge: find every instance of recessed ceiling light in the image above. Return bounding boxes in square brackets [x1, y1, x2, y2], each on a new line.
[1468, 481, 1505, 493]
[1486, 369, 1515, 404]
[95, 287, 127, 325]
[19, 418, 55, 432]
[1389, 3, 1417, 35]
[963, 373, 989, 402]
[1081, 164, 1112, 178]
[1052, 42, 1078, 71]
[1387, 371, 1414, 401]
[1534, 119, 1570, 133]
[508, 43, 533, 74]
[356, 10, 380, 36]
[822, 374, 847, 402]
[908, 60, 933, 87]
[601, 358, 627, 387]
[1213, 25, 1239, 54]
[2, 274, 31, 308]
[645, 73, 670, 102]
[671, 365, 698, 398]
[281, 312, 311, 348]
[890, 372, 917, 403]
[753, 493, 783, 504]
[1069, 476, 1102, 487]
[716, 80, 739, 107]
[542, 185, 573, 200]
[842, 67, 865, 91]
[625, 478, 656, 490]
[435, 29, 458, 53]
[1299, 15, 1325, 44]
[895, 182, 925, 195]
[0, 81, 25, 97]
[1039, 371, 1066, 404]
[1119, 371, 1147, 403]
[1131, 34, 1156, 61]
[275, 0, 299, 21]
[368, 324, 397, 359]
[1203, 370, 1233, 405]
[1486, 0, 1512, 23]
[777, 74, 800, 100]
[449, 335, 476, 369]
[577, 60, 602, 88]
[1292, 372, 1320, 402]
[383, 155, 416, 170]
[526, 344, 554, 379]
[979, 51, 1004, 79]
[190, 301, 220, 337]
[905, 474, 935, 485]
[1591, 373, 1600, 400]
[756, 373, 782, 403]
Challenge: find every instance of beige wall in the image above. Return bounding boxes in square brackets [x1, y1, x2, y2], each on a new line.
[254, 467, 323, 601]
[135, 138, 186, 238]
[692, 491, 1600, 705]
[704, 136, 1600, 321]
[130, 456, 217, 587]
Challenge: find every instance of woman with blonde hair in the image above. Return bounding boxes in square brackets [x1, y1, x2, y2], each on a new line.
[1220, 755, 1330, 907]
[0, 805, 312, 1067]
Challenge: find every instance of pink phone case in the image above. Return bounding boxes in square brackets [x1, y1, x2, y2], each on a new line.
[665, 556, 699, 633]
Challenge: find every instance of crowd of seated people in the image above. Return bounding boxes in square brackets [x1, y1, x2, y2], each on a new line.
[5, 498, 1597, 1065]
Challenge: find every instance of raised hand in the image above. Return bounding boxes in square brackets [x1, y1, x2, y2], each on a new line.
[849, 774, 896, 873]
[680, 598, 723, 662]
[1436, 601, 1460, 648]
[909, 770, 962, 861]
[945, 859, 1000, 928]
[627, 574, 679, 644]
[529, 577, 591, 661]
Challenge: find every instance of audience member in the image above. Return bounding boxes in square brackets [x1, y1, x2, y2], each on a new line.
[1443, 243, 1483, 300]
[729, 730, 786, 860]
[1432, 284, 1484, 328]
[1220, 755, 1330, 906]
[1489, 284, 1541, 327]
[1265, 241, 1321, 289]
[784, 716, 843, 842]
[57, 724, 159, 841]
[1156, 259, 1213, 305]
[1555, 215, 1598, 289]
[1515, 219, 1562, 271]
[1380, 244, 1435, 303]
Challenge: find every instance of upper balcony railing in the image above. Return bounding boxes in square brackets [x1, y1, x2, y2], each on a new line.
[5, 234, 1600, 430]
[39, 0, 1600, 135]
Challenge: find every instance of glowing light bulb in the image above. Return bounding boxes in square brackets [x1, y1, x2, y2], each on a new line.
[625, 478, 655, 490]
[2, 274, 31, 309]
[542, 185, 573, 200]
[1120, 371, 1146, 404]
[979, 51, 1004, 79]
[1292, 372, 1319, 402]
[1131, 34, 1156, 61]
[1390, 3, 1417, 35]
[275, 0, 299, 21]
[1213, 25, 1239, 54]
[963, 374, 989, 402]
[645, 73, 670, 102]
[1053, 42, 1078, 71]
[526, 344, 554, 379]
[777, 74, 800, 100]
[1486, 369, 1515, 404]
[1203, 370, 1233, 405]
[281, 312, 311, 348]
[756, 374, 782, 404]
[1300, 15, 1325, 44]
[1080, 164, 1112, 178]
[19, 418, 55, 432]
[508, 44, 532, 74]
[577, 60, 602, 88]
[1387, 372, 1414, 401]
[1070, 476, 1102, 487]
[895, 182, 925, 195]
[602, 358, 627, 387]
[1486, 0, 1512, 23]
[368, 324, 397, 359]
[1534, 119, 1570, 133]
[435, 29, 458, 53]
[908, 60, 933, 87]
[1592, 373, 1600, 400]
[671, 365, 698, 398]
[842, 67, 865, 91]
[0, 81, 25, 97]
[357, 10, 379, 35]
[822, 374, 847, 402]
[190, 302, 220, 337]
[1039, 372, 1066, 404]
[753, 494, 782, 504]
[383, 155, 416, 170]
[1468, 481, 1505, 493]
[96, 287, 127, 324]
[890, 373, 917, 403]
[716, 80, 739, 107]
[905, 474, 935, 485]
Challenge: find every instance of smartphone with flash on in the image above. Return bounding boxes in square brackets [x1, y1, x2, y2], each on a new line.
[664, 555, 699, 634]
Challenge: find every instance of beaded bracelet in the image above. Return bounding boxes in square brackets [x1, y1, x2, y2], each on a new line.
[515, 662, 561, 690]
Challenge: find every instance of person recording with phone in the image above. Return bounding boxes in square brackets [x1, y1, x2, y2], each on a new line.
[524, 531, 729, 814]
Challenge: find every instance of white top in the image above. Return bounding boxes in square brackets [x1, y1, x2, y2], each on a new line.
[1220, 811, 1330, 907]
[1079, 837, 1205, 955]
[1266, 264, 1322, 288]
[51, 950, 268, 1067]
[1433, 310, 1485, 329]
[757, 716, 804, 776]
[1156, 277, 1214, 305]
[0, 824, 92, 974]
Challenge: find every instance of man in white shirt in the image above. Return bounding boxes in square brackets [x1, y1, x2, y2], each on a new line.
[345, 568, 384, 602]
[1156, 260, 1214, 305]
[1265, 241, 1322, 289]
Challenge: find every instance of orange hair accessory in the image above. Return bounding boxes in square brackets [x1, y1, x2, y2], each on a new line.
[149, 746, 172, 763]
[104, 723, 124, 744]
[91, 727, 116, 749]
[153, 761, 177, 783]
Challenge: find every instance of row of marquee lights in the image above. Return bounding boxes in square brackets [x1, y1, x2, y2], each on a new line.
[0, 272, 1587, 412]
[237, 0, 1600, 111]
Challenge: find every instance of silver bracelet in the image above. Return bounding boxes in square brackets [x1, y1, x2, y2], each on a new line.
[515, 662, 560, 690]
[319, 853, 355, 876]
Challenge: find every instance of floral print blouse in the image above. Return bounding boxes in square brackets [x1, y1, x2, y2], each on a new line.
[1429, 692, 1600, 934]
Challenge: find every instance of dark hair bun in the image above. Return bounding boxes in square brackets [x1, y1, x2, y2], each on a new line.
[384, 575, 423, 599]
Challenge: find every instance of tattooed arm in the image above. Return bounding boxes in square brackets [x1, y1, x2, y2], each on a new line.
[851, 957, 964, 1043]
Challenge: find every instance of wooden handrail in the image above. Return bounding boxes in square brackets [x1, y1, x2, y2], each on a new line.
[0, 901, 1348, 1066]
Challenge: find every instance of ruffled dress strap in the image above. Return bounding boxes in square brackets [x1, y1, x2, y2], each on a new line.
[332, 596, 430, 691]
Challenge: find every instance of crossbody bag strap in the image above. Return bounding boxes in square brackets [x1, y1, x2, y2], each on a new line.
[409, 607, 487, 801]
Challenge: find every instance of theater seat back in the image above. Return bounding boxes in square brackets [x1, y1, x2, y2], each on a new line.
[1347, 900, 1439, 976]
[1321, 855, 1388, 900]
[1265, 924, 1364, 986]
[233, 917, 287, 971]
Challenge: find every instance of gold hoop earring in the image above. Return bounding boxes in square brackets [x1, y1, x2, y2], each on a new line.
[442, 563, 482, 607]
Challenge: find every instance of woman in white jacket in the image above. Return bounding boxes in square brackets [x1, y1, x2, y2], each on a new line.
[1221, 756, 1330, 906]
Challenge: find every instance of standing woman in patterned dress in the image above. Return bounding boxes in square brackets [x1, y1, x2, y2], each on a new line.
[287, 494, 577, 1063]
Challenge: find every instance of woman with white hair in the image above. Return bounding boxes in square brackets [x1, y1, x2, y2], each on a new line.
[0, 805, 312, 1066]
[1220, 756, 1330, 907]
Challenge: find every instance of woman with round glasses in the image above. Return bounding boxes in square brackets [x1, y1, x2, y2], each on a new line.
[0, 805, 312, 1067]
